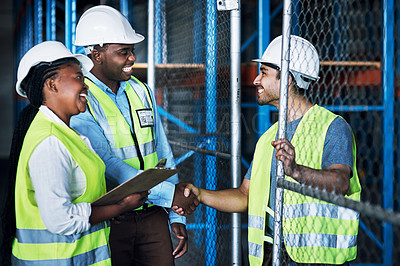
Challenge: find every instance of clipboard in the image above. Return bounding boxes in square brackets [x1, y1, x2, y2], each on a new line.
[92, 167, 178, 206]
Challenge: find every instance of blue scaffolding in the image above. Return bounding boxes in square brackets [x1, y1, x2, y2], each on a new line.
[13, 0, 398, 264]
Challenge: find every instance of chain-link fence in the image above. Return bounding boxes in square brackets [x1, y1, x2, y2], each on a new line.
[152, 1, 233, 265]
[12, 0, 400, 265]
[265, 0, 400, 265]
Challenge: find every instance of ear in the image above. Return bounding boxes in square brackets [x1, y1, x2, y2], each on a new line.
[91, 48, 103, 65]
[44, 77, 58, 93]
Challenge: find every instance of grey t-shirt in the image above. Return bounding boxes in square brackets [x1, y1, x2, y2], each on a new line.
[244, 116, 354, 234]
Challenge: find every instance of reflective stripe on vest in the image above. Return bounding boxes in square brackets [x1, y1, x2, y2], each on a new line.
[248, 105, 361, 265]
[15, 222, 108, 244]
[12, 245, 110, 266]
[248, 122, 278, 265]
[284, 233, 357, 249]
[283, 202, 359, 221]
[85, 77, 158, 170]
[12, 111, 110, 265]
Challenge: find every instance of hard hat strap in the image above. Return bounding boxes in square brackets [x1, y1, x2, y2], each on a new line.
[84, 45, 95, 55]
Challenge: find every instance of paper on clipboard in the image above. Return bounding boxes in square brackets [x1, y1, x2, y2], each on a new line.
[92, 168, 178, 206]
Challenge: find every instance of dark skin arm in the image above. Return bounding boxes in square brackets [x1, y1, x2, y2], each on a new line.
[89, 191, 149, 225]
[170, 223, 188, 258]
[172, 182, 200, 215]
[271, 138, 351, 195]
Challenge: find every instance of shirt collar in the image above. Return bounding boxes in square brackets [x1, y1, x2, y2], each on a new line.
[86, 72, 127, 94]
[40, 105, 85, 137]
[39, 105, 68, 127]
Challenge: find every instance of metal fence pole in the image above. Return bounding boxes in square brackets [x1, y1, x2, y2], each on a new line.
[147, 0, 155, 93]
[382, 0, 394, 264]
[120, 0, 129, 18]
[34, 0, 42, 45]
[231, 2, 242, 265]
[257, 0, 271, 137]
[46, 0, 55, 41]
[205, 0, 217, 264]
[272, 0, 292, 265]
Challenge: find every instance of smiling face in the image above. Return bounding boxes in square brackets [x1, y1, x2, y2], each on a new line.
[92, 43, 136, 93]
[253, 64, 281, 107]
[44, 62, 88, 124]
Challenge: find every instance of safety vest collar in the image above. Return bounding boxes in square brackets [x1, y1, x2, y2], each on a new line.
[85, 77, 158, 170]
[248, 105, 361, 265]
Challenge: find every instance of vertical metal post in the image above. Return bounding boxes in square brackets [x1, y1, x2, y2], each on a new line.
[65, 0, 72, 50]
[34, 0, 43, 45]
[155, 0, 161, 64]
[65, 0, 76, 52]
[257, 0, 271, 137]
[382, 0, 394, 265]
[193, 1, 204, 249]
[71, 0, 76, 53]
[120, 0, 129, 18]
[46, 0, 55, 41]
[26, 0, 33, 52]
[148, 0, 155, 93]
[194, 0, 203, 63]
[206, 0, 217, 264]
[231, 2, 242, 265]
[272, 0, 292, 265]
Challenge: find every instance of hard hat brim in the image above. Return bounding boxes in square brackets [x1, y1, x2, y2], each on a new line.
[16, 54, 93, 98]
[73, 33, 145, 47]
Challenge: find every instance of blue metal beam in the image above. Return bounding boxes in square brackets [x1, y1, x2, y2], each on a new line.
[34, 0, 43, 44]
[257, 0, 271, 137]
[382, 0, 394, 265]
[359, 220, 383, 250]
[120, 0, 129, 18]
[205, 1, 217, 264]
[157, 106, 198, 134]
[65, 0, 76, 52]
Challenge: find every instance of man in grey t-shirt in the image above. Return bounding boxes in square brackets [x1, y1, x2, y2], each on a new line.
[172, 35, 361, 265]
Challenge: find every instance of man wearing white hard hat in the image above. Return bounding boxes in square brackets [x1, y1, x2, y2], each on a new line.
[174, 35, 361, 265]
[70, 5, 196, 266]
[3, 41, 148, 265]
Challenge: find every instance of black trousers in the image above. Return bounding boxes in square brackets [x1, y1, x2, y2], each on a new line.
[109, 206, 174, 266]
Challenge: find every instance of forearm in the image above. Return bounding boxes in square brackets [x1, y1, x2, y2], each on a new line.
[89, 204, 129, 225]
[199, 188, 248, 213]
[291, 164, 350, 195]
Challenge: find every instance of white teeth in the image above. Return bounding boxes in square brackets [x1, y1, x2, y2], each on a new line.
[258, 89, 263, 94]
[79, 93, 87, 98]
[123, 66, 133, 72]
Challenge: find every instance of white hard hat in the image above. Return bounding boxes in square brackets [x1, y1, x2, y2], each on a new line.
[253, 35, 320, 90]
[16, 41, 93, 97]
[73, 5, 144, 52]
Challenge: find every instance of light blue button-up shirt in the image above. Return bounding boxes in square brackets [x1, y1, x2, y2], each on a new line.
[71, 72, 185, 225]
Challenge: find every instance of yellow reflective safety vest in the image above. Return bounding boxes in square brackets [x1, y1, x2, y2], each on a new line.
[248, 105, 361, 265]
[12, 111, 111, 265]
[85, 76, 158, 171]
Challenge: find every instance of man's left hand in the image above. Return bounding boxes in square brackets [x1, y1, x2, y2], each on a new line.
[271, 138, 300, 178]
[170, 223, 188, 258]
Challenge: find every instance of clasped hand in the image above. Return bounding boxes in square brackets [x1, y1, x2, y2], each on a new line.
[171, 182, 199, 215]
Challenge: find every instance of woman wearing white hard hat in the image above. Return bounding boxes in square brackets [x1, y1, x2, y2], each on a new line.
[4, 41, 149, 265]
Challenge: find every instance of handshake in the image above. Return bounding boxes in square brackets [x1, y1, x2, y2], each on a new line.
[171, 182, 200, 216]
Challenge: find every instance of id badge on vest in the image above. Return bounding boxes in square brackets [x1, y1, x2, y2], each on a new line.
[136, 109, 154, 127]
